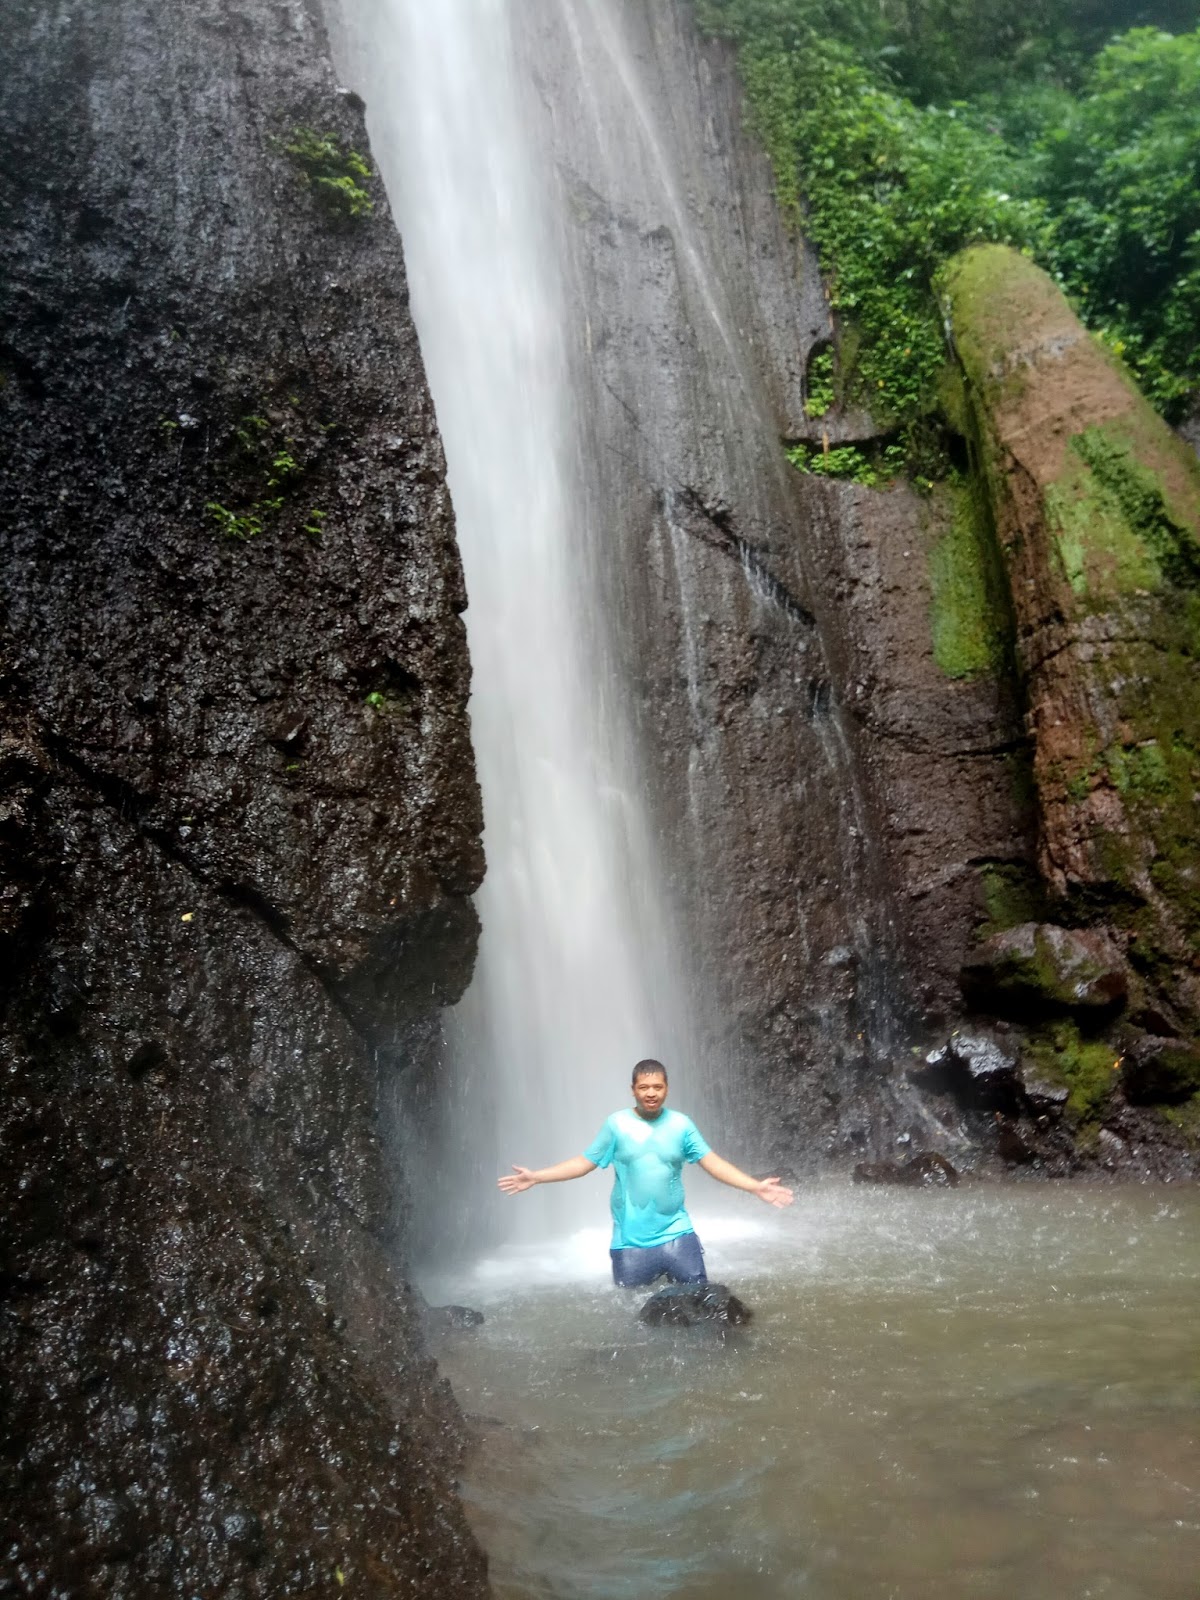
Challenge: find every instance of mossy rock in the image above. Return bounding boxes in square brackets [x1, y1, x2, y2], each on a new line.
[1020, 1020, 1120, 1125]
[942, 243, 1200, 1023]
[927, 475, 1013, 679]
[940, 243, 1200, 598]
[1122, 1035, 1200, 1106]
[962, 923, 1128, 1015]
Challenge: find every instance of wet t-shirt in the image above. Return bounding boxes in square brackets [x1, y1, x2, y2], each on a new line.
[584, 1107, 711, 1249]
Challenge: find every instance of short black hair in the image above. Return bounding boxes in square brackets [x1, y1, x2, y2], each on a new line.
[632, 1058, 667, 1085]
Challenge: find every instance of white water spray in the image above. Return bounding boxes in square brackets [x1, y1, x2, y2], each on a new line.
[333, 0, 696, 1240]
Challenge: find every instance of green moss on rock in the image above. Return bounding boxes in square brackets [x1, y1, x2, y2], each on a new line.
[1022, 1020, 1118, 1125]
[963, 922, 1127, 1013]
[1160, 1097, 1200, 1144]
[1044, 446, 1161, 602]
[928, 475, 1011, 679]
[1045, 425, 1200, 604]
[977, 862, 1045, 936]
[943, 242, 1200, 1016]
[1124, 1039, 1200, 1105]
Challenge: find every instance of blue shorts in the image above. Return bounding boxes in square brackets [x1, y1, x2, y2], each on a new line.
[610, 1232, 706, 1288]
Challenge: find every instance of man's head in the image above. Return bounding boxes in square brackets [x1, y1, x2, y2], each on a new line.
[631, 1059, 668, 1118]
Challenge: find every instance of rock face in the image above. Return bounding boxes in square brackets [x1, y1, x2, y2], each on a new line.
[509, 0, 1031, 1164]
[0, 1, 486, 1594]
[943, 244, 1200, 1036]
[487, 6, 1200, 1180]
[1122, 1036, 1200, 1105]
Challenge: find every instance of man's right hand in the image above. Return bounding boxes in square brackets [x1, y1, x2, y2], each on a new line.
[498, 1165, 538, 1195]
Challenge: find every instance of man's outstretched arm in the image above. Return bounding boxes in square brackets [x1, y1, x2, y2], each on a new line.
[498, 1156, 597, 1195]
[698, 1151, 794, 1208]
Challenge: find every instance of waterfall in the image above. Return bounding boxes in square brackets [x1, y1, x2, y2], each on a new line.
[331, 0, 915, 1240]
[332, 0, 697, 1245]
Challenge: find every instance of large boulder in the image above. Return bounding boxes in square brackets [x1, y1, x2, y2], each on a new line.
[916, 1032, 1024, 1110]
[962, 923, 1128, 1014]
[917, 1029, 1074, 1120]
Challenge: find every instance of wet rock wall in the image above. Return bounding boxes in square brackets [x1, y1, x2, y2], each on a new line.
[515, 0, 1032, 1163]
[0, 0, 487, 1593]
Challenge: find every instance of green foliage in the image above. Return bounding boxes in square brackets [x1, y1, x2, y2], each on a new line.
[696, 0, 1197, 101]
[695, 2, 1200, 456]
[208, 400, 332, 545]
[206, 501, 264, 542]
[235, 414, 270, 452]
[785, 440, 872, 483]
[283, 127, 374, 220]
[804, 345, 836, 417]
[708, 25, 1046, 441]
[1031, 28, 1200, 414]
[268, 448, 302, 487]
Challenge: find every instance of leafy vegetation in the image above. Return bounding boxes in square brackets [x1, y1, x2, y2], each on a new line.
[784, 439, 884, 483]
[695, 1, 1200, 454]
[206, 501, 264, 542]
[282, 127, 374, 220]
[804, 345, 836, 417]
[206, 401, 330, 544]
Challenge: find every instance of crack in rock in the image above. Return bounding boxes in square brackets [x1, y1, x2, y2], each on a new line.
[663, 486, 816, 629]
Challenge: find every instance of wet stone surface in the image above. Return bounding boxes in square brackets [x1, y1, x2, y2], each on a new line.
[638, 1282, 753, 1327]
[0, 0, 486, 1592]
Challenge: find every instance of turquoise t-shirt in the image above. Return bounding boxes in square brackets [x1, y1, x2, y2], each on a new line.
[584, 1107, 711, 1249]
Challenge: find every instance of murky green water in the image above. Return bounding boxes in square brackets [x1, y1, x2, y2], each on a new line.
[424, 1185, 1200, 1600]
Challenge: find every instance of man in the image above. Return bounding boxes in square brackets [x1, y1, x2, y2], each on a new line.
[498, 1059, 794, 1287]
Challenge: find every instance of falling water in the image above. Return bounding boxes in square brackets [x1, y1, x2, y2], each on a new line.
[332, 0, 697, 1243]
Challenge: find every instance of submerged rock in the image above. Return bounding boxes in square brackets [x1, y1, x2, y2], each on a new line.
[853, 1152, 960, 1187]
[962, 923, 1128, 1014]
[638, 1283, 753, 1327]
[428, 1304, 486, 1330]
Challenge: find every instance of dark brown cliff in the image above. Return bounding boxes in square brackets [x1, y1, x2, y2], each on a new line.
[0, 0, 487, 1593]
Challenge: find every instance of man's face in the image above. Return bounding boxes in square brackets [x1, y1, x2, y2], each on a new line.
[632, 1072, 668, 1118]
